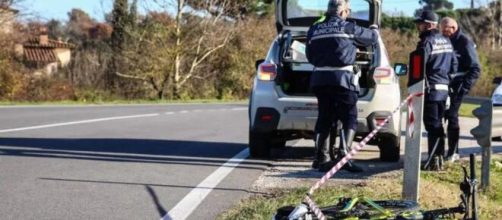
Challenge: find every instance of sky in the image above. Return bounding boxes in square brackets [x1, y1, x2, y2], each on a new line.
[16, 0, 474, 22]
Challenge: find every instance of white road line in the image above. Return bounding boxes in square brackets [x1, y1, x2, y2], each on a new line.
[163, 148, 250, 220]
[179, 110, 189, 114]
[0, 113, 160, 134]
[231, 107, 247, 111]
[165, 112, 175, 115]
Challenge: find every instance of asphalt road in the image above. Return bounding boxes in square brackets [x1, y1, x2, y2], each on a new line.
[255, 115, 502, 190]
[0, 104, 268, 220]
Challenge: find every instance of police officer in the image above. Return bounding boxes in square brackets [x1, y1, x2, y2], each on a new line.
[306, 0, 378, 172]
[414, 11, 458, 170]
[440, 17, 481, 162]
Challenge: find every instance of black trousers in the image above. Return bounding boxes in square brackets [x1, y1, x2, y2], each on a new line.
[313, 86, 358, 139]
[423, 100, 446, 155]
[445, 92, 463, 131]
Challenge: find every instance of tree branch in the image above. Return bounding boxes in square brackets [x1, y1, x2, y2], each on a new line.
[178, 33, 231, 87]
[115, 71, 148, 81]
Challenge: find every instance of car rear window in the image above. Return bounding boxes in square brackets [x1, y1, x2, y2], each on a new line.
[286, 0, 370, 21]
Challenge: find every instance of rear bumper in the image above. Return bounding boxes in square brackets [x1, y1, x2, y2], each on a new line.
[250, 80, 401, 137]
[252, 107, 280, 133]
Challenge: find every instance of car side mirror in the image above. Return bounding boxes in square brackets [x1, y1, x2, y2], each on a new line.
[394, 63, 408, 76]
[256, 59, 265, 70]
[493, 77, 502, 85]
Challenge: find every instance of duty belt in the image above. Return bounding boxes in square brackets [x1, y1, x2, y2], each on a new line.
[427, 84, 449, 91]
[315, 66, 354, 72]
[450, 72, 466, 78]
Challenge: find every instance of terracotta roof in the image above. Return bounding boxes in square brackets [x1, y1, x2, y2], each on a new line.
[24, 47, 58, 63]
[24, 38, 76, 49]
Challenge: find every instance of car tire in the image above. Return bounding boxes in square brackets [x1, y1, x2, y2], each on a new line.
[249, 130, 271, 158]
[378, 135, 400, 162]
[493, 136, 502, 142]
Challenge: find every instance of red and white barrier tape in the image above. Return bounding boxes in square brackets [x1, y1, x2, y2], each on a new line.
[305, 92, 424, 210]
[304, 195, 326, 220]
[407, 93, 424, 138]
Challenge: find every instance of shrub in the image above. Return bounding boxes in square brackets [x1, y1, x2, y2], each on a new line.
[11, 76, 77, 102]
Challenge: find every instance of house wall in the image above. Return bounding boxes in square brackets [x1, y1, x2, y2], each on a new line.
[54, 48, 72, 67]
[33, 62, 58, 76]
[45, 62, 58, 75]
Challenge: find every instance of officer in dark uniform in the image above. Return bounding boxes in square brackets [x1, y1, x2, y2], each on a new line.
[414, 11, 458, 170]
[440, 17, 481, 162]
[306, 0, 378, 172]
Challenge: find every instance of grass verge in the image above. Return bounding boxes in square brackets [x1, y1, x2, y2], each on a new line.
[459, 103, 478, 118]
[219, 156, 502, 220]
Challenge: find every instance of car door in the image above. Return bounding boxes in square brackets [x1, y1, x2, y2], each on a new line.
[275, 0, 382, 33]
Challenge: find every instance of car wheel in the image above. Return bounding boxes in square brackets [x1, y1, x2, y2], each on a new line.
[493, 136, 502, 142]
[249, 130, 272, 158]
[378, 135, 400, 162]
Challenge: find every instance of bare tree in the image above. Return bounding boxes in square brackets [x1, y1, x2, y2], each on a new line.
[117, 12, 175, 99]
[164, 0, 235, 99]
[471, 0, 502, 49]
[116, 0, 236, 99]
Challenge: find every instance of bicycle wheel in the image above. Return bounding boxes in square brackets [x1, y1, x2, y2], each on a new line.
[274, 199, 421, 220]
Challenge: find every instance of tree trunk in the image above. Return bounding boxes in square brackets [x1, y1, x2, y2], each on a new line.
[158, 90, 163, 100]
[109, 0, 129, 93]
[498, 0, 502, 48]
[172, 0, 184, 100]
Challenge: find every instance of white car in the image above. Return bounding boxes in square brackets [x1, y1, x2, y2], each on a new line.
[493, 77, 502, 141]
[492, 77, 502, 106]
[248, 0, 407, 161]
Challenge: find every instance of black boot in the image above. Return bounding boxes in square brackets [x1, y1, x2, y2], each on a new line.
[423, 133, 445, 171]
[312, 133, 328, 169]
[329, 125, 338, 161]
[315, 133, 339, 172]
[312, 136, 320, 169]
[446, 129, 460, 162]
[337, 129, 363, 173]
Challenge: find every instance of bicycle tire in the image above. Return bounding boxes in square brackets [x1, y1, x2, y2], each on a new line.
[274, 200, 421, 220]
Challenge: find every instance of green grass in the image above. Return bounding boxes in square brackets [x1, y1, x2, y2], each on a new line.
[459, 103, 479, 118]
[219, 156, 502, 220]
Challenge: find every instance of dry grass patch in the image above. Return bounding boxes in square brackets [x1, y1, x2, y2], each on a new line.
[219, 156, 502, 220]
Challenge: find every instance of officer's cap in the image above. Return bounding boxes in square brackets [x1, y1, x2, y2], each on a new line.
[414, 10, 438, 24]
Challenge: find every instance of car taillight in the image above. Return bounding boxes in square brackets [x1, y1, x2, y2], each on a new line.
[375, 118, 388, 126]
[257, 63, 277, 81]
[373, 67, 394, 84]
[260, 114, 273, 122]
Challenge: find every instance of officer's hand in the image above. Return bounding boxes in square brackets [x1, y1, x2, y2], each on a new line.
[369, 24, 379, 30]
[459, 87, 470, 96]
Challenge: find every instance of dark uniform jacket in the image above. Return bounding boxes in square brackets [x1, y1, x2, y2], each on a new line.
[449, 28, 481, 96]
[417, 29, 458, 101]
[306, 15, 378, 92]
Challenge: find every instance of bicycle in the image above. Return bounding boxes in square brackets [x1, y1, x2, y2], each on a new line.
[274, 154, 479, 220]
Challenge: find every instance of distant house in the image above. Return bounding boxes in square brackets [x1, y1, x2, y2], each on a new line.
[0, 5, 18, 34]
[18, 29, 76, 76]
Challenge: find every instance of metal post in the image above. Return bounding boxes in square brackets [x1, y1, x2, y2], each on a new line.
[470, 154, 478, 220]
[471, 100, 493, 189]
[403, 50, 426, 202]
[481, 147, 491, 189]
